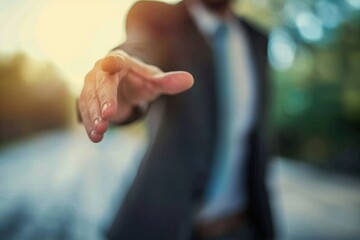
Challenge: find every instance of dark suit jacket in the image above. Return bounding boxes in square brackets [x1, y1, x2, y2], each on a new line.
[107, 1, 274, 239]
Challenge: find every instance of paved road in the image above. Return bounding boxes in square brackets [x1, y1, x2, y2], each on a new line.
[269, 159, 360, 240]
[0, 128, 359, 240]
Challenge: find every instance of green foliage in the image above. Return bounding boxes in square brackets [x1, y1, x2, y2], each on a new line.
[236, 0, 360, 172]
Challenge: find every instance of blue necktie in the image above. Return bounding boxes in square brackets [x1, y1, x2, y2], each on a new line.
[205, 23, 234, 204]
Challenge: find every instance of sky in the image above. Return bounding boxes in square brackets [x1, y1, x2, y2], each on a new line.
[0, 0, 180, 94]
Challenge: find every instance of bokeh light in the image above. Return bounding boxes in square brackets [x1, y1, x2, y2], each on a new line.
[295, 11, 324, 43]
[268, 29, 296, 70]
[315, 0, 342, 29]
[284, 1, 309, 26]
[347, 0, 360, 9]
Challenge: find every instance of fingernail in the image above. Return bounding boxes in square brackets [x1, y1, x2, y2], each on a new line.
[90, 130, 97, 136]
[94, 118, 99, 126]
[103, 102, 109, 111]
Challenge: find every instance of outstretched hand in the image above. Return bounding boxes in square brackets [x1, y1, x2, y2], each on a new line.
[78, 50, 194, 143]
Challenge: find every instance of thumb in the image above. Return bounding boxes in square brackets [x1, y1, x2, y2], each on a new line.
[100, 55, 125, 74]
[155, 71, 194, 95]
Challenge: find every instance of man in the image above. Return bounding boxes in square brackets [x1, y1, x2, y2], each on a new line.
[78, 0, 274, 239]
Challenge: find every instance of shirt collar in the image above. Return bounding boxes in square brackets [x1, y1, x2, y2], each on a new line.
[186, 0, 228, 37]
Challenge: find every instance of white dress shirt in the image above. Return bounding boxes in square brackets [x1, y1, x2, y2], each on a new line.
[186, 0, 258, 222]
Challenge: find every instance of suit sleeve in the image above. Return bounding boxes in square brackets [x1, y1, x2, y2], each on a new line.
[111, 1, 170, 125]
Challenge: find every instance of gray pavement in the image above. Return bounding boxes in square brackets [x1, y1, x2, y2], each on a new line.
[0, 128, 359, 240]
[269, 159, 360, 240]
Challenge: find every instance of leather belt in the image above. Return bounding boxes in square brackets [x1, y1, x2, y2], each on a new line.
[194, 209, 249, 239]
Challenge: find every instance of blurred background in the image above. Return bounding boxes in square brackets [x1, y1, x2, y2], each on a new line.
[0, 0, 359, 239]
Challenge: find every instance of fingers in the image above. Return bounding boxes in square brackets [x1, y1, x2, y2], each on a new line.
[154, 71, 194, 95]
[78, 86, 105, 143]
[119, 70, 194, 105]
[79, 70, 115, 143]
[101, 54, 126, 74]
[95, 71, 120, 119]
[79, 52, 132, 143]
[79, 63, 132, 143]
[107, 52, 194, 104]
